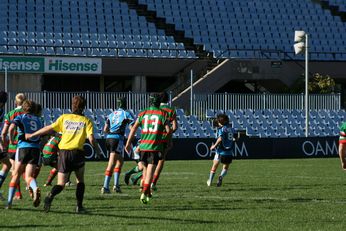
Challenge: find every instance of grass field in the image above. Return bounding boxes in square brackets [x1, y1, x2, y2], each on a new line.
[1, 158, 346, 231]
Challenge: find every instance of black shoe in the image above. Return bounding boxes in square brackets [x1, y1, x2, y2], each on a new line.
[76, 206, 87, 214]
[216, 176, 223, 187]
[124, 173, 131, 185]
[44, 195, 53, 213]
[33, 188, 41, 207]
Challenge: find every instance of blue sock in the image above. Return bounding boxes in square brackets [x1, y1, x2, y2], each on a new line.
[0, 170, 8, 188]
[208, 171, 215, 182]
[114, 172, 120, 187]
[220, 169, 228, 178]
[29, 178, 38, 191]
[8, 185, 16, 205]
[103, 175, 112, 189]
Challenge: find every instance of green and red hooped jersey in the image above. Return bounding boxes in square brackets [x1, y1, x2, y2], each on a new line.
[137, 106, 167, 152]
[160, 104, 176, 141]
[42, 134, 62, 158]
[4, 107, 24, 153]
[339, 122, 346, 144]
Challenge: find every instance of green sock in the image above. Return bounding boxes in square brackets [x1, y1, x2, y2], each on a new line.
[131, 171, 143, 185]
[126, 166, 139, 175]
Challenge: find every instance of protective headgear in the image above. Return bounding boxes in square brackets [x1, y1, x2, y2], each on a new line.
[117, 97, 127, 109]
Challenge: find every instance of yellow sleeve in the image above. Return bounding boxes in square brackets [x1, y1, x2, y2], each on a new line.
[51, 115, 64, 132]
[86, 118, 93, 136]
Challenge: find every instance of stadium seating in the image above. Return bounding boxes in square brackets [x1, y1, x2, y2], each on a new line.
[0, 0, 345, 60]
[41, 108, 342, 138]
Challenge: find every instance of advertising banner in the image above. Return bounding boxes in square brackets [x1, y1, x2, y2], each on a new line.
[0, 57, 44, 73]
[84, 137, 339, 161]
[45, 57, 102, 74]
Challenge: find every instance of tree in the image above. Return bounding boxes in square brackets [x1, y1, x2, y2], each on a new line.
[308, 73, 335, 94]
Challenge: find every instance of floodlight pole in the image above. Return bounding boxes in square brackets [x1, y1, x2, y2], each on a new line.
[5, 67, 8, 92]
[305, 34, 309, 138]
[190, 69, 193, 115]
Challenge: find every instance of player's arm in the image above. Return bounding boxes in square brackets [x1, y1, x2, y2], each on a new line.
[210, 137, 222, 150]
[26, 125, 54, 140]
[171, 118, 178, 133]
[103, 119, 110, 134]
[1, 123, 9, 146]
[125, 119, 140, 154]
[8, 123, 17, 144]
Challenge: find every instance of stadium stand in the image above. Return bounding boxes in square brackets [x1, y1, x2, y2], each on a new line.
[40, 108, 343, 138]
[0, 0, 345, 60]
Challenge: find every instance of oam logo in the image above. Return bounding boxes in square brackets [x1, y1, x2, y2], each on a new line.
[302, 140, 338, 156]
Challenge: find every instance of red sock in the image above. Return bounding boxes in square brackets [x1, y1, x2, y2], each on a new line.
[152, 174, 159, 185]
[105, 170, 112, 177]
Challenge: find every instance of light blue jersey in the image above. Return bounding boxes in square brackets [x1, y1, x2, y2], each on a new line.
[12, 114, 43, 149]
[106, 109, 134, 139]
[216, 124, 236, 156]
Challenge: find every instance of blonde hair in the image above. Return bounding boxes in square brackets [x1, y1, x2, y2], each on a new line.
[15, 93, 26, 106]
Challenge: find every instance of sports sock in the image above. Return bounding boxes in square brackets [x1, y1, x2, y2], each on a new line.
[29, 177, 38, 191]
[103, 170, 112, 189]
[0, 170, 8, 188]
[7, 182, 16, 205]
[220, 169, 228, 178]
[131, 171, 143, 185]
[46, 169, 58, 185]
[208, 170, 216, 183]
[50, 185, 64, 197]
[152, 174, 159, 185]
[76, 182, 85, 208]
[113, 168, 121, 187]
[16, 184, 21, 194]
[142, 183, 150, 195]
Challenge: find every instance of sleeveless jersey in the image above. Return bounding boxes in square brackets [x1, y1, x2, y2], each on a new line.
[160, 104, 176, 141]
[106, 109, 134, 139]
[216, 124, 236, 156]
[137, 106, 167, 152]
[339, 122, 346, 143]
[42, 134, 62, 158]
[4, 107, 24, 152]
[12, 113, 44, 149]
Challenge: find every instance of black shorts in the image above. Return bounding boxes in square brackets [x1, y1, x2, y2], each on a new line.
[220, 155, 233, 165]
[106, 138, 122, 154]
[140, 151, 161, 165]
[8, 152, 16, 160]
[58, 149, 85, 173]
[42, 155, 58, 168]
[16, 148, 40, 165]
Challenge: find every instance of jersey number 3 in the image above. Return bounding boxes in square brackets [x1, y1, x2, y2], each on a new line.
[142, 115, 159, 132]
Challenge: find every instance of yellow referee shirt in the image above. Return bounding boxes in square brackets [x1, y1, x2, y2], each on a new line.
[51, 114, 93, 151]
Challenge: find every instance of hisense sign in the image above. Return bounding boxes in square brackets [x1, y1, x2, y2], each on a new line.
[45, 57, 102, 74]
[0, 57, 44, 73]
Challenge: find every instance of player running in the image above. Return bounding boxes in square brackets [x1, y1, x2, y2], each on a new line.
[123, 139, 144, 186]
[6, 100, 44, 209]
[338, 122, 346, 170]
[150, 92, 177, 191]
[0, 91, 10, 200]
[1, 93, 26, 200]
[101, 97, 134, 194]
[207, 114, 238, 187]
[125, 93, 170, 204]
[42, 133, 62, 186]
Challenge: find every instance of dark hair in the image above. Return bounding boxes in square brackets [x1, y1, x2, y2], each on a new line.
[22, 100, 36, 114]
[159, 91, 169, 104]
[117, 97, 127, 109]
[217, 114, 229, 126]
[34, 103, 42, 116]
[0, 91, 8, 104]
[149, 93, 161, 107]
[72, 95, 86, 115]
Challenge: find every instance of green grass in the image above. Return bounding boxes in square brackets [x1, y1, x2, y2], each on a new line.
[1, 158, 346, 231]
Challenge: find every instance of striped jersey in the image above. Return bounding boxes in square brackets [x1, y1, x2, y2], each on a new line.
[106, 109, 134, 139]
[339, 122, 346, 143]
[12, 113, 43, 149]
[160, 103, 176, 141]
[137, 106, 167, 152]
[4, 107, 24, 152]
[42, 134, 62, 158]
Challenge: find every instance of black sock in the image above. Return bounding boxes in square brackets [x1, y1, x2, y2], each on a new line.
[50, 185, 64, 198]
[76, 182, 85, 208]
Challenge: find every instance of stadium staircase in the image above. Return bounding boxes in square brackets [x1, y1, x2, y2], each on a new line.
[120, 0, 225, 101]
[312, 0, 346, 21]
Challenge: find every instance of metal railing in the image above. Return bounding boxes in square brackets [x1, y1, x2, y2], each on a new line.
[193, 93, 341, 119]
